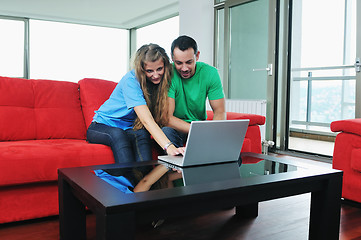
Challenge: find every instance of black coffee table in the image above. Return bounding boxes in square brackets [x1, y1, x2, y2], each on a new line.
[58, 152, 342, 240]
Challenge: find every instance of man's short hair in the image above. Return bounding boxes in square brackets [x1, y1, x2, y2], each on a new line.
[171, 35, 198, 57]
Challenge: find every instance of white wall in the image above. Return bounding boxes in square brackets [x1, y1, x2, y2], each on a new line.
[178, 0, 214, 65]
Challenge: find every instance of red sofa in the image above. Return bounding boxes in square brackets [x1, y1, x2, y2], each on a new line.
[331, 119, 361, 203]
[0, 76, 265, 224]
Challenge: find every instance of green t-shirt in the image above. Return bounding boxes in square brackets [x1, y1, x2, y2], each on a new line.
[168, 62, 225, 122]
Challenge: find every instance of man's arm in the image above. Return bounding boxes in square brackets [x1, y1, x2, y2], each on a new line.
[167, 97, 191, 133]
[209, 98, 226, 120]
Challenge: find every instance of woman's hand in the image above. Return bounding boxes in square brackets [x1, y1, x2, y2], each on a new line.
[166, 144, 185, 156]
[133, 105, 185, 157]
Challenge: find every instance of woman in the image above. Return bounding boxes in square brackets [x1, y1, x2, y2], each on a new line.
[87, 44, 184, 163]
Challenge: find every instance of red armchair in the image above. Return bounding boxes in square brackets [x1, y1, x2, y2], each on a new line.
[331, 119, 361, 203]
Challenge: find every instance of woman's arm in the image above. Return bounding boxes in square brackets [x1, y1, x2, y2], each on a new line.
[134, 105, 185, 156]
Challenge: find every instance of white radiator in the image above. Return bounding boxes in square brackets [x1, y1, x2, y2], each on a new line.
[207, 99, 267, 140]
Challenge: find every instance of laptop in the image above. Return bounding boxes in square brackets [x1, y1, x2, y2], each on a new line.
[158, 119, 249, 167]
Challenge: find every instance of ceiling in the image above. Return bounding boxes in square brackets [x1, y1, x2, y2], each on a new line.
[0, 0, 179, 29]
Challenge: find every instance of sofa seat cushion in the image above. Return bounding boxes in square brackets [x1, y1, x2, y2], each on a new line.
[0, 77, 86, 141]
[0, 139, 114, 186]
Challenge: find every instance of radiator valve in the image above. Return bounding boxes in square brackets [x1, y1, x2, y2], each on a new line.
[262, 140, 275, 155]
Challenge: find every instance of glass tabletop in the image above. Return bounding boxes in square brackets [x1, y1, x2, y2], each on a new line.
[94, 153, 299, 194]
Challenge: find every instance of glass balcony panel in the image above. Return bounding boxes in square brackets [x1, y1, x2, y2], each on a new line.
[310, 80, 342, 123]
[290, 81, 308, 122]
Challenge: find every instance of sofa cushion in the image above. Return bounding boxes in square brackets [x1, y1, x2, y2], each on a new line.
[0, 77, 35, 140]
[0, 139, 114, 186]
[79, 78, 117, 128]
[0, 77, 86, 140]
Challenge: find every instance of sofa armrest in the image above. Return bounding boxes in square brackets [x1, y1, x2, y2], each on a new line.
[331, 119, 361, 136]
[206, 111, 265, 126]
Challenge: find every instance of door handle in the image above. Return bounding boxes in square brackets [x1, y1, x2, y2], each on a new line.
[253, 64, 273, 76]
[356, 58, 360, 73]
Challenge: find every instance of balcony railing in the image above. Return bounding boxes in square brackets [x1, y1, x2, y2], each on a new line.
[290, 64, 356, 135]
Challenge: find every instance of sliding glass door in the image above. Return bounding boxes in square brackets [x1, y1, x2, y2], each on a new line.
[215, 0, 361, 157]
[287, 0, 359, 156]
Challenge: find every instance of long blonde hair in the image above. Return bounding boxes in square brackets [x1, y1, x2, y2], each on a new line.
[133, 44, 172, 130]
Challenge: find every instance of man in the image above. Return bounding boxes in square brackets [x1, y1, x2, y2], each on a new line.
[162, 35, 226, 149]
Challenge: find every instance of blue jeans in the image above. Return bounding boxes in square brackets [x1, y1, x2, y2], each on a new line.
[162, 127, 188, 147]
[87, 122, 152, 164]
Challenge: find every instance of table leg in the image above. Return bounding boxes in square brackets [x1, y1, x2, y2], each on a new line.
[58, 175, 87, 240]
[96, 211, 135, 240]
[235, 202, 259, 218]
[309, 174, 342, 240]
